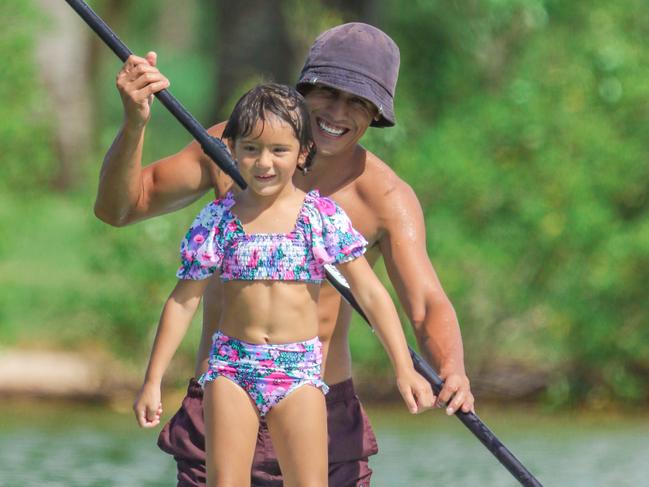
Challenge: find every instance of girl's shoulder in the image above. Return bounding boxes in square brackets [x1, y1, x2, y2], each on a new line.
[302, 189, 350, 225]
[191, 191, 237, 228]
[301, 189, 368, 264]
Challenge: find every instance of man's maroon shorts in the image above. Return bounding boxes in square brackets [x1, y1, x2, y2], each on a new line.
[157, 377, 379, 486]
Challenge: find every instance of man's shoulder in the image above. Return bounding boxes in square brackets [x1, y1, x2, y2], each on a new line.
[356, 147, 418, 212]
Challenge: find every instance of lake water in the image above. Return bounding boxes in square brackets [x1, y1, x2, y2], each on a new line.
[0, 400, 647, 486]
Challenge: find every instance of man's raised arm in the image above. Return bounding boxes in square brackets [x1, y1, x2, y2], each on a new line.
[94, 52, 223, 226]
[375, 177, 475, 415]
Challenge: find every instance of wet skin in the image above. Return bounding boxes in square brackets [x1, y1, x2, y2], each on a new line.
[99, 54, 474, 414]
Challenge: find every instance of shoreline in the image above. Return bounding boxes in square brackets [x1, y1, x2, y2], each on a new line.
[3, 347, 644, 412]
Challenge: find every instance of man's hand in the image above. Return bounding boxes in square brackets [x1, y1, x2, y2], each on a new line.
[116, 52, 170, 128]
[436, 371, 474, 415]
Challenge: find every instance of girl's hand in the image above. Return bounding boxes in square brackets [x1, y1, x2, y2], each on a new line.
[133, 382, 163, 428]
[396, 369, 436, 414]
[116, 52, 170, 128]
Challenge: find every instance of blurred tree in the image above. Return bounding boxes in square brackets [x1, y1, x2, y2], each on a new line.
[207, 0, 297, 120]
[378, 0, 649, 406]
[205, 0, 380, 120]
[0, 0, 54, 191]
[34, 0, 94, 191]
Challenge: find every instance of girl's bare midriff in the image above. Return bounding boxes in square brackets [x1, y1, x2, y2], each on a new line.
[195, 244, 381, 384]
[218, 280, 320, 344]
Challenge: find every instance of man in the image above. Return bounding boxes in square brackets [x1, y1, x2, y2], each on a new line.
[96, 23, 474, 486]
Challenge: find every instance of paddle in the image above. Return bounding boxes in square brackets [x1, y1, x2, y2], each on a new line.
[66, 1, 542, 483]
[324, 265, 543, 486]
[64, 0, 247, 190]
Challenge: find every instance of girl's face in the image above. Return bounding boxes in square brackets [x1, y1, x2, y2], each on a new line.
[229, 114, 306, 198]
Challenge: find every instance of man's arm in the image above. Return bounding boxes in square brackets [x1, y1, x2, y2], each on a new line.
[375, 177, 475, 414]
[337, 257, 435, 413]
[94, 52, 228, 226]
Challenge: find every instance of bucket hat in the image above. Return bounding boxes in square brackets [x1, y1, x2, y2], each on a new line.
[297, 22, 400, 127]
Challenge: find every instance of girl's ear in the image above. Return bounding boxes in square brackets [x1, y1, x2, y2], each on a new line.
[225, 137, 236, 156]
[298, 143, 316, 174]
[297, 148, 308, 167]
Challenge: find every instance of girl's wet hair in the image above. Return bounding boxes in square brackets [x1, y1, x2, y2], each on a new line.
[222, 83, 316, 172]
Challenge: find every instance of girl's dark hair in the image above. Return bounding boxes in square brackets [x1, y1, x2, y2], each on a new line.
[222, 83, 316, 172]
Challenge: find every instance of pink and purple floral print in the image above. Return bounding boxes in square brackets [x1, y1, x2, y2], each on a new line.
[176, 190, 367, 283]
[198, 331, 328, 416]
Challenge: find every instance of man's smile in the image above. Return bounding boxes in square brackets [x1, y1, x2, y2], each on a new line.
[316, 117, 349, 138]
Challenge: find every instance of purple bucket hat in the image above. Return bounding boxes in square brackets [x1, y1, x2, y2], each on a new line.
[296, 22, 400, 128]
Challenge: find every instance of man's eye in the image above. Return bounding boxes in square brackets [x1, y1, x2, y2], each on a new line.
[316, 86, 336, 97]
[352, 98, 369, 109]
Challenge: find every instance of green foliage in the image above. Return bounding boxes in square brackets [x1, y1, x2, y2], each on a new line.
[371, 0, 649, 406]
[1, 0, 648, 405]
[0, 1, 55, 190]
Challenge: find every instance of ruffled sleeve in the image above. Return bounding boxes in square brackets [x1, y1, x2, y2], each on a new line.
[306, 192, 368, 265]
[176, 197, 230, 280]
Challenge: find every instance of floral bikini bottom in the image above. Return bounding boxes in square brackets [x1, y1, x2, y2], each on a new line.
[198, 331, 329, 417]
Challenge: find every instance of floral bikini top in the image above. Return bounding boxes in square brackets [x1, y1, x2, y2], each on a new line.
[176, 190, 367, 284]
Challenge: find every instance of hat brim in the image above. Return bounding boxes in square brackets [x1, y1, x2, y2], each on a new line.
[297, 66, 395, 128]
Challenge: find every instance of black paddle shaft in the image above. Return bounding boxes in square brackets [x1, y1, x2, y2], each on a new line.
[324, 268, 544, 487]
[66, 1, 539, 483]
[65, 0, 247, 190]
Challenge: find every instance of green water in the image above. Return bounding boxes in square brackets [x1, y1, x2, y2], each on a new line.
[0, 401, 647, 486]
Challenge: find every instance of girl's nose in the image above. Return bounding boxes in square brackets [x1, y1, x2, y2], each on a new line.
[256, 149, 273, 168]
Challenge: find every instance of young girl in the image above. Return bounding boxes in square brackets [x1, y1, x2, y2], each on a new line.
[133, 83, 433, 486]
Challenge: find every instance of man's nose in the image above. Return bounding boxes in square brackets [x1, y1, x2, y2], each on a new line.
[328, 95, 348, 119]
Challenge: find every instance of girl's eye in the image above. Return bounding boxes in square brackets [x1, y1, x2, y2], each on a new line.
[242, 145, 257, 152]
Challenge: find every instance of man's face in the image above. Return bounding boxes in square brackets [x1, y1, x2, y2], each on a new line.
[304, 84, 378, 157]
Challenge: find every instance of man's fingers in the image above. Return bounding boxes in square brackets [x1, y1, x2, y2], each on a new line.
[125, 54, 151, 69]
[446, 390, 466, 415]
[120, 54, 158, 81]
[124, 82, 169, 106]
[127, 72, 168, 91]
[118, 64, 161, 85]
[145, 51, 157, 67]
[437, 383, 458, 407]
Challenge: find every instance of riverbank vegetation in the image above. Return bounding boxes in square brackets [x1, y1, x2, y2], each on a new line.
[1, 0, 648, 407]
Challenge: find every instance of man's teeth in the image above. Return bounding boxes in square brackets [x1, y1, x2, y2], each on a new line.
[318, 119, 346, 136]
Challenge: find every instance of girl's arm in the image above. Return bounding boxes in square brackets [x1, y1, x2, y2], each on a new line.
[133, 278, 209, 427]
[336, 258, 435, 413]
